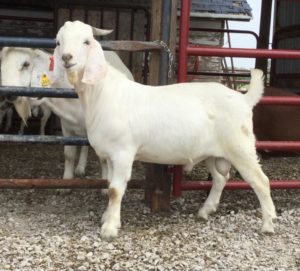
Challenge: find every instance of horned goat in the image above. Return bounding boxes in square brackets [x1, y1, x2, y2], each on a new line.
[53, 21, 276, 239]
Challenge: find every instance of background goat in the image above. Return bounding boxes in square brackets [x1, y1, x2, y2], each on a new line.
[1, 47, 51, 135]
[53, 21, 276, 239]
[1, 47, 134, 179]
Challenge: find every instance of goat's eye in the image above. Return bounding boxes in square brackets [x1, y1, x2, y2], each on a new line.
[56, 41, 60, 46]
[84, 40, 90, 45]
[21, 61, 30, 69]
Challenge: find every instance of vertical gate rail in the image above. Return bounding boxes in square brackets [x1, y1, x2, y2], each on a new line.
[174, 0, 300, 197]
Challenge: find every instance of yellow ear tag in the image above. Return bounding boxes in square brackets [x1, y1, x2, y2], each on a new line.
[41, 74, 51, 87]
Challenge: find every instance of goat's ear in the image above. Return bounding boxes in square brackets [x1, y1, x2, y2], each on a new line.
[92, 27, 113, 36]
[50, 46, 64, 84]
[82, 39, 107, 85]
[13, 97, 32, 126]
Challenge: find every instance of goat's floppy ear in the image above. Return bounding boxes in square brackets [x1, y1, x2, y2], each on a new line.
[82, 39, 107, 85]
[92, 27, 113, 36]
[50, 46, 64, 84]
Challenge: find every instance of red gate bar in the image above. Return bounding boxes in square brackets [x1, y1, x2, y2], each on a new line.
[174, 0, 300, 197]
[187, 46, 300, 59]
[173, 0, 192, 196]
[181, 180, 300, 191]
[260, 96, 300, 105]
[0, 178, 144, 189]
[256, 141, 300, 152]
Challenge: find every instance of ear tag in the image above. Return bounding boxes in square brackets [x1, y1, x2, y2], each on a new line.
[41, 74, 51, 87]
[49, 56, 54, 71]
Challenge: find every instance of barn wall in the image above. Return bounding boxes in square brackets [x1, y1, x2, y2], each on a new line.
[0, 9, 53, 37]
[186, 19, 224, 82]
[272, 0, 300, 91]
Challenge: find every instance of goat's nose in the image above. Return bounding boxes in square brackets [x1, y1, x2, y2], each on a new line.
[62, 53, 73, 62]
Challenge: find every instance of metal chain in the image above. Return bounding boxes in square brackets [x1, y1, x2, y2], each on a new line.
[158, 40, 174, 79]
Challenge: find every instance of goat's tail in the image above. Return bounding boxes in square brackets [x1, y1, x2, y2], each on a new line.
[244, 69, 265, 108]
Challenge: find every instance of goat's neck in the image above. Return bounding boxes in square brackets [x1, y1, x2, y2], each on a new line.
[75, 77, 106, 118]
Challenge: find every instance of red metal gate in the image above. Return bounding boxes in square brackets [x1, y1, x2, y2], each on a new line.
[173, 0, 300, 197]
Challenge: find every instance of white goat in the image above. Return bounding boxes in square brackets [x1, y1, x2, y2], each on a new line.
[54, 21, 276, 239]
[2, 47, 134, 179]
[1, 47, 51, 135]
[0, 51, 31, 132]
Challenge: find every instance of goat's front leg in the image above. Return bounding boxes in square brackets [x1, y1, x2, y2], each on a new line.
[18, 121, 26, 135]
[75, 146, 89, 176]
[100, 153, 134, 240]
[40, 105, 51, 135]
[63, 145, 77, 179]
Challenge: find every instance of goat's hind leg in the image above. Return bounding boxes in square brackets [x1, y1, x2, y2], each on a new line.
[228, 147, 276, 233]
[100, 158, 112, 196]
[198, 157, 230, 220]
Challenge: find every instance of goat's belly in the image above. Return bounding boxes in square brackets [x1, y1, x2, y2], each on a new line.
[135, 138, 214, 165]
[136, 152, 206, 166]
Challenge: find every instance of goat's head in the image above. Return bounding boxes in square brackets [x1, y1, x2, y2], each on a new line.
[0, 47, 48, 124]
[1, 47, 52, 88]
[1, 47, 35, 87]
[54, 20, 112, 85]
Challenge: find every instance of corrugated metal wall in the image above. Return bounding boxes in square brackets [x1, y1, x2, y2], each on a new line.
[272, 0, 300, 91]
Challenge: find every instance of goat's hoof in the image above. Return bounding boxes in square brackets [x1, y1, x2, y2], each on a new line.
[100, 223, 118, 240]
[63, 174, 74, 180]
[197, 209, 209, 221]
[75, 166, 85, 177]
[101, 212, 121, 228]
[261, 221, 275, 234]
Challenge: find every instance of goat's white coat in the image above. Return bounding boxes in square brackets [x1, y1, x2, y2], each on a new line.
[1, 47, 51, 135]
[55, 21, 276, 239]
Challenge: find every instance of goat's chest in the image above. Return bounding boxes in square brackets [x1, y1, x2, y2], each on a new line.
[86, 115, 130, 156]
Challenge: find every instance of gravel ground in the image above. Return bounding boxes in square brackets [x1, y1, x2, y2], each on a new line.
[0, 144, 299, 271]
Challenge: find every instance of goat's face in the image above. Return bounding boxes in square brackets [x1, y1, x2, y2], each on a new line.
[1, 48, 34, 87]
[0, 47, 41, 124]
[55, 21, 112, 85]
